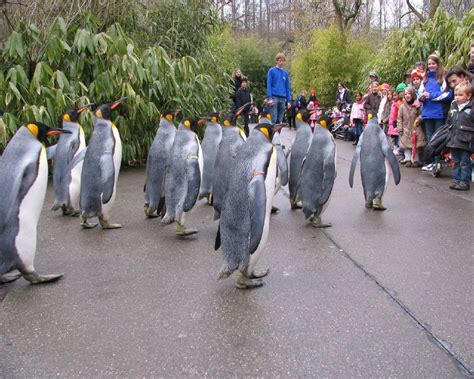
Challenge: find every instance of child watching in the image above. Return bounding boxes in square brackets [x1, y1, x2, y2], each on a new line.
[350, 91, 365, 145]
[446, 81, 474, 191]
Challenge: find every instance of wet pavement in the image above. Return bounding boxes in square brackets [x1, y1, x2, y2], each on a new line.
[1, 126, 473, 377]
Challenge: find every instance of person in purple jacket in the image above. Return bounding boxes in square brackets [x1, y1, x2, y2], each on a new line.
[418, 53, 453, 173]
[266, 53, 292, 124]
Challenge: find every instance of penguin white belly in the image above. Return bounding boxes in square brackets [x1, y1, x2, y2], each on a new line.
[248, 149, 277, 274]
[15, 148, 48, 271]
[384, 160, 390, 193]
[102, 126, 122, 217]
[197, 136, 203, 183]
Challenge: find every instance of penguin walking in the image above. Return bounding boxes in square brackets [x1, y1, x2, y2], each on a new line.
[161, 117, 205, 236]
[0, 121, 69, 284]
[288, 109, 313, 209]
[51, 105, 91, 216]
[144, 110, 179, 218]
[349, 117, 401, 210]
[212, 114, 246, 220]
[299, 116, 336, 227]
[80, 97, 127, 229]
[198, 112, 222, 205]
[215, 123, 281, 289]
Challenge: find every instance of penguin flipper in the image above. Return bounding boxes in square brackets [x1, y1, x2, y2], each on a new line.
[101, 152, 115, 204]
[320, 148, 336, 205]
[248, 175, 266, 255]
[65, 148, 87, 173]
[4, 161, 36, 222]
[381, 136, 401, 185]
[183, 157, 200, 212]
[349, 134, 363, 188]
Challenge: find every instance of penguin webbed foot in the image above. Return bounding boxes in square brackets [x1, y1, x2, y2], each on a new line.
[372, 198, 386, 211]
[23, 272, 64, 284]
[0, 270, 22, 284]
[217, 265, 235, 280]
[80, 216, 98, 229]
[175, 223, 198, 236]
[235, 272, 264, 289]
[144, 204, 159, 218]
[99, 218, 122, 229]
[249, 268, 270, 279]
[309, 215, 332, 228]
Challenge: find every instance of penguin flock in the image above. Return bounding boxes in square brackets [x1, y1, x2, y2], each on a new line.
[0, 101, 401, 289]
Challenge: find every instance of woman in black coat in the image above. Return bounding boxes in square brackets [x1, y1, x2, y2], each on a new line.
[336, 82, 352, 111]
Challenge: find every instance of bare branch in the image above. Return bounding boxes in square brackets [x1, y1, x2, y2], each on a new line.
[405, 0, 424, 22]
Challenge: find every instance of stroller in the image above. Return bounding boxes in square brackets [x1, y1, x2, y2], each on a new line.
[328, 106, 351, 140]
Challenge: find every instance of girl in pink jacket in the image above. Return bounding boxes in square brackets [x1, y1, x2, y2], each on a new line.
[387, 90, 402, 155]
[350, 92, 365, 145]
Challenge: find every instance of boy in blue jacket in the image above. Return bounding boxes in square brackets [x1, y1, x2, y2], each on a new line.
[266, 53, 292, 124]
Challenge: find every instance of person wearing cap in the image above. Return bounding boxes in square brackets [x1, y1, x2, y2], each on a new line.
[266, 52, 292, 124]
[411, 69, 424, 96]
[418, 53, 453, 173]
[366, 71, 378, 93]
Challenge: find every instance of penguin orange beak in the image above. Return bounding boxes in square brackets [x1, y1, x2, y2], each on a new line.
[197, 118, 209, 125]
[273, 123, 286, 133]
[76, 103, 94, 114]
[111, 97, 128, 110]
[47, 128, 72, 136]
[235, 102, 252, 116]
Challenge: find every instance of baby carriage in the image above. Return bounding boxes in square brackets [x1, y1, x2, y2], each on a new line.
[329, 106, 351, 140]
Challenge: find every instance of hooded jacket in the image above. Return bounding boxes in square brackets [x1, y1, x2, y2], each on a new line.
[446, 99, 474, 152]
[419, 71, 453, 120]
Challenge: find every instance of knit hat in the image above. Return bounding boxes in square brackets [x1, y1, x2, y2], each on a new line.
[396, 83, 407, 93]
[410, 69, 424, 80]
[379, 83, 391, 91]
[369, 71, 378, 78]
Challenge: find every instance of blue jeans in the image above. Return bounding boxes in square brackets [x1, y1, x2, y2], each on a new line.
[424, 118, 445, 164]
[424, 118, 444, 142]
[451, 148, 472, 184]
[354, 119, 363, 139]
[270, 96, 286, 124]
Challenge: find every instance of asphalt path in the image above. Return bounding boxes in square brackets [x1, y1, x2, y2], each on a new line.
[1, 125, 473, 377]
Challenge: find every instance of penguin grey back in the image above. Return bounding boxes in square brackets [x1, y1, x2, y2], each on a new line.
[351, 119, 400, 198]
[300, 125, 336, 219]
[80, 118, 116, 217]
[212, 126, 245, 218]
[144, 118, 176, 212]
[218, 131, 273, 275]
[162, 128, 201, 224]
[289, 119, 312, 202]
[0, 128, 42, 274]
[52, 121, 81, 209]
[199, 121, 222, 199]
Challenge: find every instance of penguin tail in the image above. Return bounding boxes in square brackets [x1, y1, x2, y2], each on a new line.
[161, 214, 174, 225]
[51, 201, 61, 211]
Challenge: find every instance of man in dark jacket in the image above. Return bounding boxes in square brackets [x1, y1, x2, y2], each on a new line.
[235, 79, 252, 136]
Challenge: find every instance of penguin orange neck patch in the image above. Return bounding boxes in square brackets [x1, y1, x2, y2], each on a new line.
[184, 120, 191, 129]
[26, 123, 39, 137]
[166, 114, 173, 122]
[63, 114, 71, 122]
[259, 127, 270, 139]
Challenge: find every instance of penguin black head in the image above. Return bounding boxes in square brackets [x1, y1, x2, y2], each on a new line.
[317, 113, 332, 129]
[95, 97, 127, 120]
[254, 123, 276, 141]
[64, 103, 93, 122]
[296, 109, 311, 123]
[208, 112, 220, 124]
[25, 121, 71, 143]
[258, 111, 272, 124]
[222, 113, 238, 127]
[162, 110, 180, 122]
[182, 117, 204, 132]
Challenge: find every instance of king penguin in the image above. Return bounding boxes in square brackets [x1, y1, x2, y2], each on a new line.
[51, 104, 91, 216]
[80, 97, 127, 229]
[215, 123, 282, 289]
[161, 117, 205, 236]
[144, 110, 180, 218]
[212, 113, 246, 220]
[0, 121, 69, 284]
[288, 109, 313, 209]
[299, 114, 336, 227]
[198, 111, 222, 204]
[349, 116, 401, 210]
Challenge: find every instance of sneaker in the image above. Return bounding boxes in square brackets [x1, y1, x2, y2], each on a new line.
[449, 181, 460, 190]
[456, 182, 470, 191]
[422, 163, 434, 171]
[432, 163, 442, 177]
[399, 159, 408, 164]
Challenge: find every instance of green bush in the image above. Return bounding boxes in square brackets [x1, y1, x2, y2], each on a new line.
[291, 25, 373, 107]
[0, 11, 231, 163]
